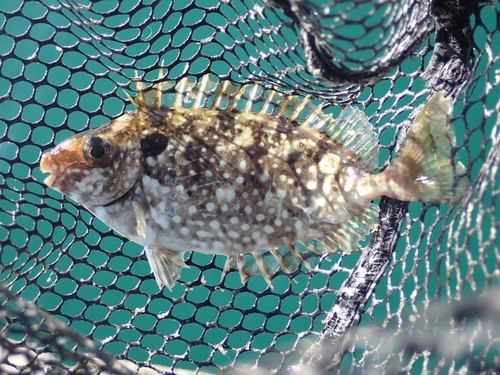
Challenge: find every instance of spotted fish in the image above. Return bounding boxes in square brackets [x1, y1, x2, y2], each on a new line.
[39, 73, 468, 289]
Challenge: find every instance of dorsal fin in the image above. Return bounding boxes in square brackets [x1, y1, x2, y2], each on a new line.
[321, 106, 379, 169]
[127, 72, 379, 168]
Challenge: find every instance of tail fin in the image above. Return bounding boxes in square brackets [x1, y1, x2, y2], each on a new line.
[384, 92, 468, 204]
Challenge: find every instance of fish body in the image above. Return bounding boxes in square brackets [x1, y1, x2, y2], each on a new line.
[40, 74, 468, 289]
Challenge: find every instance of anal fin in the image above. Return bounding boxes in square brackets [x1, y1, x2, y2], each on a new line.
[221, 246, 313, 288]
[318, 203, 380, 254]
[220, 204, 379, 288]
[145, 246, 187, 290]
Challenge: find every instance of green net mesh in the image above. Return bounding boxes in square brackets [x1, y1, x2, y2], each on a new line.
[1, 0, 499, 373]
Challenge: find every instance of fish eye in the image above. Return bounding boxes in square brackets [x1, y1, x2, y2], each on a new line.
[90, 144, 106, 159]
[84, 136, 115, 166]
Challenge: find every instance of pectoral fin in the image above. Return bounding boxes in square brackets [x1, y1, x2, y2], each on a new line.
[144, 246, 187, 290]
[131, 196, 147, 239]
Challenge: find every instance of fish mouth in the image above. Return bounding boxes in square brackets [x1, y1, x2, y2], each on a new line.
[40, 153, 60, 187]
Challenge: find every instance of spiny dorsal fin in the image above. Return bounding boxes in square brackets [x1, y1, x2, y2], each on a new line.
[321, 106, 380, 170]
[127, 73, 379, 168]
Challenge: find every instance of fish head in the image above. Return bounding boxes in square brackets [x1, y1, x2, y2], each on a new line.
[40, 125, 143, 206]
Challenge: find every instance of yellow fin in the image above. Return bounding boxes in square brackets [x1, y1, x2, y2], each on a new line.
[384, 92, 469, 204]
[321, 106, 379, 169]
[319, 203, 380, 254]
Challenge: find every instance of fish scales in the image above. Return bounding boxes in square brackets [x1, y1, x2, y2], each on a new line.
[40, 74, 469, 289]
[99, 107, 366, 252]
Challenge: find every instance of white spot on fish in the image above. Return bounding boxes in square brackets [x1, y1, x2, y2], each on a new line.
[196, 230, 212, 238]
[155, 214, 169, 229]
[213, 241, 225, 250]
[315, 197, 326, 206]
[323, 181, 332, 194]
[319, 154, 341, 174]
[216, 187, 235, 201]
[307, 181, 317, 190]
[233, 127, 253, 146]
[263, 225, 274, 234]
[209, 220, 220, 229]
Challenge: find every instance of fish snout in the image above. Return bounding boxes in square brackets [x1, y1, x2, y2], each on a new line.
[40, 152, 62, 187]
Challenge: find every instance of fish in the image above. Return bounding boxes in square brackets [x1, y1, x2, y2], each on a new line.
[39, 73, 468, 290]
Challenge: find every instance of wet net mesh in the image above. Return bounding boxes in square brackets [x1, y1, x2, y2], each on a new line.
[0, 0, 499, 373]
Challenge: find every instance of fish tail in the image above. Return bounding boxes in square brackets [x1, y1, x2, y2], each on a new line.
[384, 92, 468, 204]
